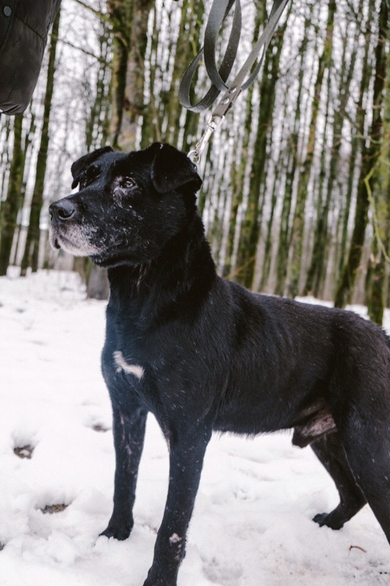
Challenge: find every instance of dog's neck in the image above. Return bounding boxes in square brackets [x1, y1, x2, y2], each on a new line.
[106, 214, 216, 326]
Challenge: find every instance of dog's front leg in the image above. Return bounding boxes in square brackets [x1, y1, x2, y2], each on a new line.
[144, 423, 212, 586]
[101, 403, 147, 541]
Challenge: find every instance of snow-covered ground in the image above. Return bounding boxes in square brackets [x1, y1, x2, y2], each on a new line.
[0, 270, 389, 586]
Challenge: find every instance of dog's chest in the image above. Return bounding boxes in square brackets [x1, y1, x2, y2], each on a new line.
[102, 310, 148, 389]
[111, 349, 145, 381]
[102, 337, 145, 385]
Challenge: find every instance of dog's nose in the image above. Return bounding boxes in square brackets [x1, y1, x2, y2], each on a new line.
[49, 199, 76, 221]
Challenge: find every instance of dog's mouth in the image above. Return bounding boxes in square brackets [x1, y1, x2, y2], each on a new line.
[52, 235, 61, 250]
[52, 235, 74, 252]
[50, 225, 100, 257]
[49, 228, 68, 251]
[49, 226, 62, 250]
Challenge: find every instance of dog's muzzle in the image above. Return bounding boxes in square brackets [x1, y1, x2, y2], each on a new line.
[49, 199, 76, 223]
[49, 197, 100, 256]
[49, 198, 77, 251]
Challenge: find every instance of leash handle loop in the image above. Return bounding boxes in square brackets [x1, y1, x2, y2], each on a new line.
[179, 0, 240, 113]
[180, 0, 289, 114]
[204, 0, 242, 93]
[239, 0, 289, 92]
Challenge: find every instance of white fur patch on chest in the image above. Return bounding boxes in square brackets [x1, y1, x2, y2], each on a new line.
[113, 351, 144, 380]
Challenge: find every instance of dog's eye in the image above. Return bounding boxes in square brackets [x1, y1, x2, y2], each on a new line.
[121, 177, 137, 189]
[113, 177, 138, 207]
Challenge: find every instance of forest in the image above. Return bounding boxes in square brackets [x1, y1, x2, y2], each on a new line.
[0, 0, 389, 324]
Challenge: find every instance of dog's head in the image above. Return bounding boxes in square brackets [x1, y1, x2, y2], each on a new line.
[49, 143, 202, 267]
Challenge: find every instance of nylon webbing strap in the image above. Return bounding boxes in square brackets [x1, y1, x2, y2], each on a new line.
[180, 0, 290, 152]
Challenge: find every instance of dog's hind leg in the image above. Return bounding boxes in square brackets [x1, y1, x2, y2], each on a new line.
[311, 432, 366, 529]
[101, 403, 147, 541]
[338, 410, 390, 543]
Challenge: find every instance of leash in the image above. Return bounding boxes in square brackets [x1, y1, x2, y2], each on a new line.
[180, 0, 290, 160]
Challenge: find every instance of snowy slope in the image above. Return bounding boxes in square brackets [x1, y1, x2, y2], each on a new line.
[0, 270, 389, 586]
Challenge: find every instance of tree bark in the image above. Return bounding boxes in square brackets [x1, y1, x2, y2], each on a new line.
[288, 0, 335, 298]
[334, 0, 386, 309]
[366, 0, 389, 324]
[20, 8, 61, 275]
[0, 115, 25, 276]
[108, 0, 154, 151]
[235, 3, 288, 289]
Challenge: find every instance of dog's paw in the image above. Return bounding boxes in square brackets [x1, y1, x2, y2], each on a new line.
[313, 512, 344, 530]
[99, 523, 132, 541]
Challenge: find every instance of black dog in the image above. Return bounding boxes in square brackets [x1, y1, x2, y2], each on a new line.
[50, 143, 390, 586]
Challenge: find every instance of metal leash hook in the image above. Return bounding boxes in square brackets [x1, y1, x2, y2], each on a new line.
[188, 115, 224, 162]
[188, 86, 241, 161]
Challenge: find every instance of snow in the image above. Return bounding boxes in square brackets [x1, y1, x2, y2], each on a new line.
[0, 270, 389, 586]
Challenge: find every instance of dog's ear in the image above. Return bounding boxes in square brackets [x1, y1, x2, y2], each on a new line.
[71, 146, 114, 189]
[148, 143, 202, 194]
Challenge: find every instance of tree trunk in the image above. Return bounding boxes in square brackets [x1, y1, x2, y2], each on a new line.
[333, 2, 366, 292]
[0, 115, 25, 276]
[222, 95, 254, 279]
[0, 117, 12, 200]
[20, 8, 61, 275]
[288, 0, 335, 298]
[163, 0, 202, 151]
[235, 3, 288, 289]
[85, 20, 112, 151]
[108, 0, 154, 151]
[366, 0, 389, 324]
[335, 0, 386, 309]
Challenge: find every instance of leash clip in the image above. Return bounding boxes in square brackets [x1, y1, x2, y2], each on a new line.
[188, 86, 242, 161]
[188, 115, 224, 161]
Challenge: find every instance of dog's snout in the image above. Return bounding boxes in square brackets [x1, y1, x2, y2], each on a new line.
[49, 199, 76, 222]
